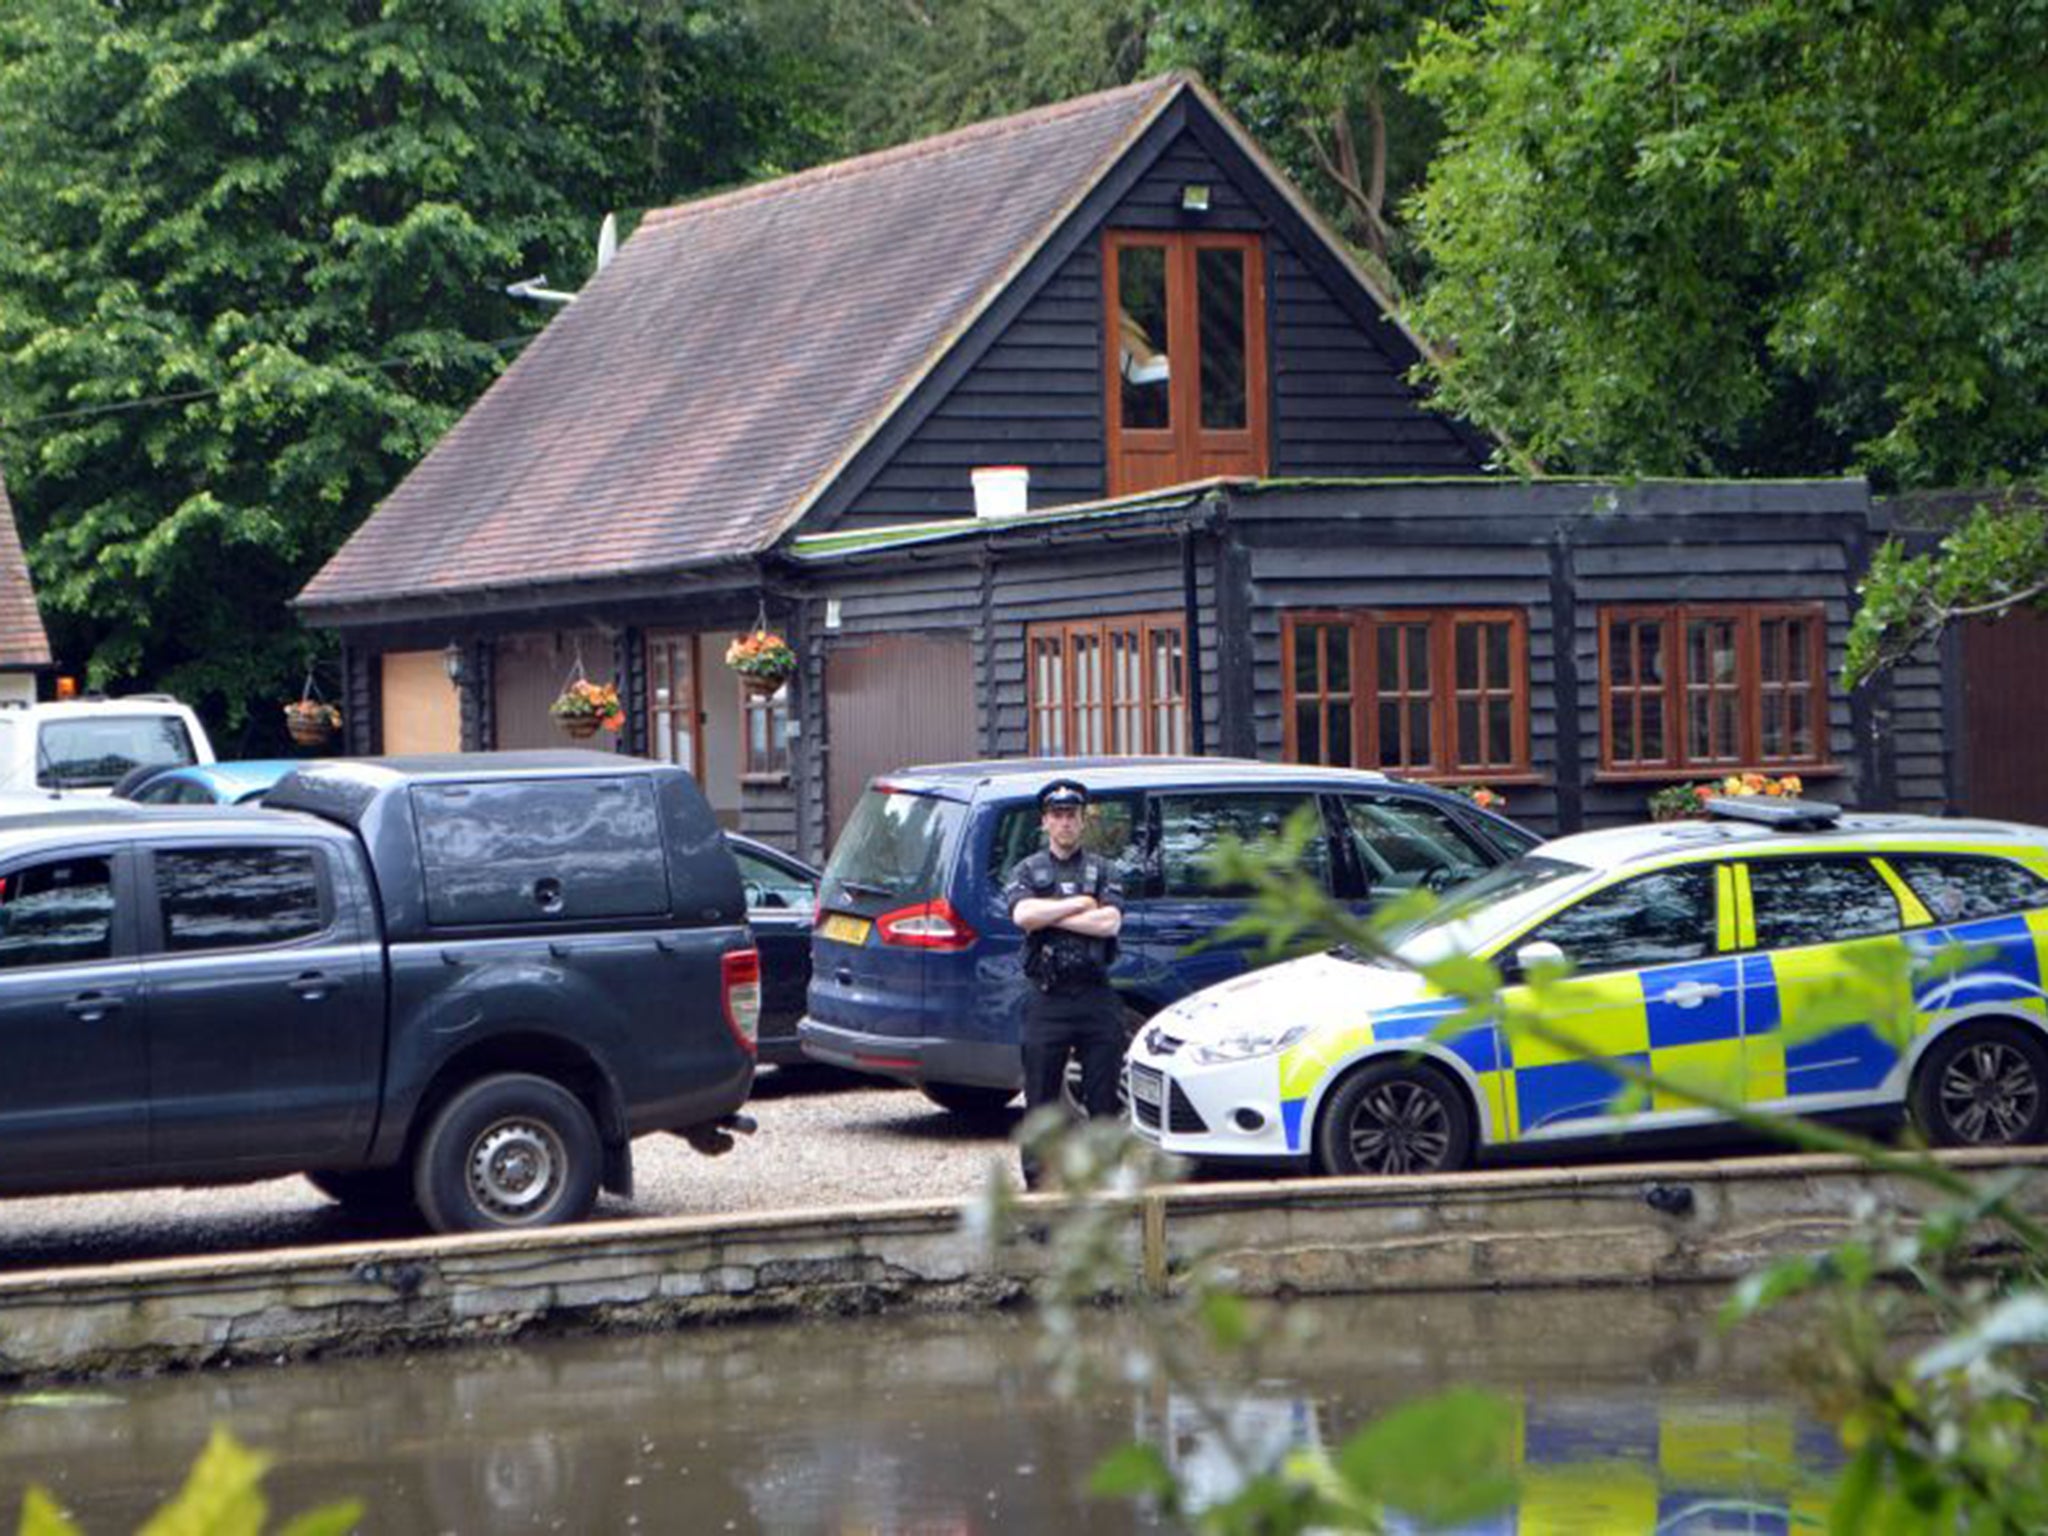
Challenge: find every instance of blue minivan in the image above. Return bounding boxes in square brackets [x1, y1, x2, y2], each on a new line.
[798, 758, 1539, 1117]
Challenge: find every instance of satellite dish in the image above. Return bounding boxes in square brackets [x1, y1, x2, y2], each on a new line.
[596, 212, 618, 275]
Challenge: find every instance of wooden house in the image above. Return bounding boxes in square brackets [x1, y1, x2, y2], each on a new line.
[297, 75, 1952, 859]
[0, 468, 53, 705]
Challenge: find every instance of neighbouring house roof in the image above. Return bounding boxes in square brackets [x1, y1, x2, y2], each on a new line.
[0, 469, 52, 668]
[299, 75, 1189, 616]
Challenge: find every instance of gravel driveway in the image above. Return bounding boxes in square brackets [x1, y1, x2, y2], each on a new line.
[0, 1066, 1024, 1274]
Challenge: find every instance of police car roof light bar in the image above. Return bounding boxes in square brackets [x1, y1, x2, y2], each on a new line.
[1702, 795, 1843, 830]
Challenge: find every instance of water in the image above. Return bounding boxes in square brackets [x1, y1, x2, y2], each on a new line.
[0, 1287, 1835, 1533]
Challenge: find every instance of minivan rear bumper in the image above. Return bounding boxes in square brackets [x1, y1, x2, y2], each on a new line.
[798, 1016, 1020, 1090]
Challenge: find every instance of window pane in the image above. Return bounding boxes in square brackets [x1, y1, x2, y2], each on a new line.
[1641, 624, 1664, 684]
[1328, 702, 1352, 767]
[1293, 628, 1318, 693]
[1748, 858, 1900, 949]
[1405, 627, 1430, 689]
[1295, 702, 1322, 764]
[988, 798, 1143, 890]
[1344, 796, 1491, 893]
[1196, 247, 1247, 430]
[1892, 855, 2048, 924]
[1527, 867, 1716, 974]
[734, 850, 814, 913]
[1377, 702, 1401, 767]
[1456, 699, 1479, 763]
[1762, 696, 1785, 759]
[0, 856, 113, 969]
[1760, 620, 1783, 684]
[1640, 693, 1666, 761]
[1409, 701, 1431, 762]
[1157, 793, 1328, 898]
[1377, 629, 1400, 692]
[1487, 699, 1513, 764]
[1609, 621, 1635, 685]
[1486, 622, 1509, 686]
[1456, 622, 1478, 690]
[1117, 245, 1171, 430]
[1325, 628, 1349, 694]
[157, 848, 323, 953]
[1789, 693, 1812, 759]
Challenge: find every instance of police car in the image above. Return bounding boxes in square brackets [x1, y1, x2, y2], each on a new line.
[1124, 799, 2048, 1174]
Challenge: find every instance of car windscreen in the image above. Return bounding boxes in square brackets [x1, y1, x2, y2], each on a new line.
[37, 716, 197, 789]
[1380, 855, 1592, 966]
[823, 789, 963, 903]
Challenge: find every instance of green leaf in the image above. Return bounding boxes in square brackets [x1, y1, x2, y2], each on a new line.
[1334, 1388, 1517, 1526]
[138, 1426, 270, 1536]
[17, 1486, 83, 1536]
[1088, 1442, 1176, 1501]
[275, 1501, 365, 1536]
[1829, 1442, 1884, 1536]
[1198, 1288, 1251, 1351]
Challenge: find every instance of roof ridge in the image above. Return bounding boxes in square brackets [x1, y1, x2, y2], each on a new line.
[641, 73, 1183, 230]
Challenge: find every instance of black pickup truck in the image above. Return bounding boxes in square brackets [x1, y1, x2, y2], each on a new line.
[0, 751, 757, 1233]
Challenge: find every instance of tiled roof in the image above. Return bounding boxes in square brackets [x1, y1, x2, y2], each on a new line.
[0, 469, 51, 667]
[299, 75, 1182, 613]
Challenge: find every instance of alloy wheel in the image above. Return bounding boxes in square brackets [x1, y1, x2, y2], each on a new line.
[1345, 1078, 1454, 1174]
[1938, 1040, 2041, 1145]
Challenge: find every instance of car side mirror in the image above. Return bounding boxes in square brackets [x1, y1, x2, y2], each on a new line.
[1514, 940, 1566, 977]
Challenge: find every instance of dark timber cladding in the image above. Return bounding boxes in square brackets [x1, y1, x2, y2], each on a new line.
[791, 477, 1900, 844]
[823, 101, 1481, 533]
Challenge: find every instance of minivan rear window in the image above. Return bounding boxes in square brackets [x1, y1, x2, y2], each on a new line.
[412, 777, 668, 926]
[38, 716, 196, 789]
[825, 790, 963, 900]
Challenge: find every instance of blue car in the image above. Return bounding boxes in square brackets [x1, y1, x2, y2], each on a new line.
[119, 759, 301, 805]
[798, 758, 1539, 1117]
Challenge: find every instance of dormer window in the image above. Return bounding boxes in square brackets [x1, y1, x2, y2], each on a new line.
[1104, 232, 1267, 497]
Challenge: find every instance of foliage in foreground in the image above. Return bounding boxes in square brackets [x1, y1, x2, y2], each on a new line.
[16, 1426, 358, 1536]
[986, 815, 2048, 1531]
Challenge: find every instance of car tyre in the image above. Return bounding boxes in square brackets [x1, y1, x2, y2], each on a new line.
[1910, 1021, 2048, 1148]
[918, 1082, 1018, 1121]
[1315, 1058, 1474, 1177]
[305, 1167, 418, 1217]
[414, 1073, 601, 1234]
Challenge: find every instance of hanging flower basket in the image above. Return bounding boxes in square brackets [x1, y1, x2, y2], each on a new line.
[283, 698, 342, 749]
[549, 678, 624, 739]
[726, 630, 797, 697]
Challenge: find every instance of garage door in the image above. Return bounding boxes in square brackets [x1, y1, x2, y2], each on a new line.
[825, 633, 977, 841]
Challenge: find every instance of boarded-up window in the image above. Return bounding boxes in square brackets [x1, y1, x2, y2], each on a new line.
[1600, 604, 1828, 773]
[1026, 615, 1187, 756]
[380, 650, 459, 755]
[1283, 611, 1530, 778]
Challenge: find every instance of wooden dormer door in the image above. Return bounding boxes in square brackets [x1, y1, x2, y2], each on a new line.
[1104, 230, 1267, 498]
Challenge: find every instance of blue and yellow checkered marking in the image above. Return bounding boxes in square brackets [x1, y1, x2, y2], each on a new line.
[1270, 856, 2048, 1156]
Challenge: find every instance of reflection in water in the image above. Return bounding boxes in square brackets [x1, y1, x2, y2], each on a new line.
[0, 1289, 1836, 1533]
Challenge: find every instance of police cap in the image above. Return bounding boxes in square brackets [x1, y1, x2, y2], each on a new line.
[1037, 777, 1090, 812]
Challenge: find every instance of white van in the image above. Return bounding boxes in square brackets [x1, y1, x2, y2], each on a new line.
[0, 696, 215, 796]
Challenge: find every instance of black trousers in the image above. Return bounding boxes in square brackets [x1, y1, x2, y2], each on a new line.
[1019, 982, 1124, 1187]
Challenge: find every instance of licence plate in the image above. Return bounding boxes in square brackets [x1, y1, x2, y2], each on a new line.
[821, 913, 872, 946]
[1129, 1065, 1164, 1109]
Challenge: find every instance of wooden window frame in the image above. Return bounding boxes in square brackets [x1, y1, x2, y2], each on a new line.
[1280, 609, 1534, 782]
[1026, 614, 1188, 757]
[1102, 230, 1269, 498]
[645, 630, 703, 781]
[1598, 603, 1831, 777]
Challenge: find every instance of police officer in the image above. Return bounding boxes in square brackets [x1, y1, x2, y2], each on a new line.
[1003, 778, 1126, 1187]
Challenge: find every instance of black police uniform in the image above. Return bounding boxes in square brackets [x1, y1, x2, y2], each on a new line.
[1003, 791, 1127, 1145]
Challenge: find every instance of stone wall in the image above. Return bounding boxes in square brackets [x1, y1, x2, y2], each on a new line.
[2, 1149, 2042, 1383]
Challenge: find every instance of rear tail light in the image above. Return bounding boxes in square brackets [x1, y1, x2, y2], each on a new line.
[720, 948, 760, 1054]
[875, 896, 978, 951]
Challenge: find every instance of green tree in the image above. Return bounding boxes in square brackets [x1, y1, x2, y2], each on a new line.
[749, 0, 1153, 158]
[0, 0, 817, 747]
[1404, 0, 2048, 490]
[1149, 0, 1473, 295]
